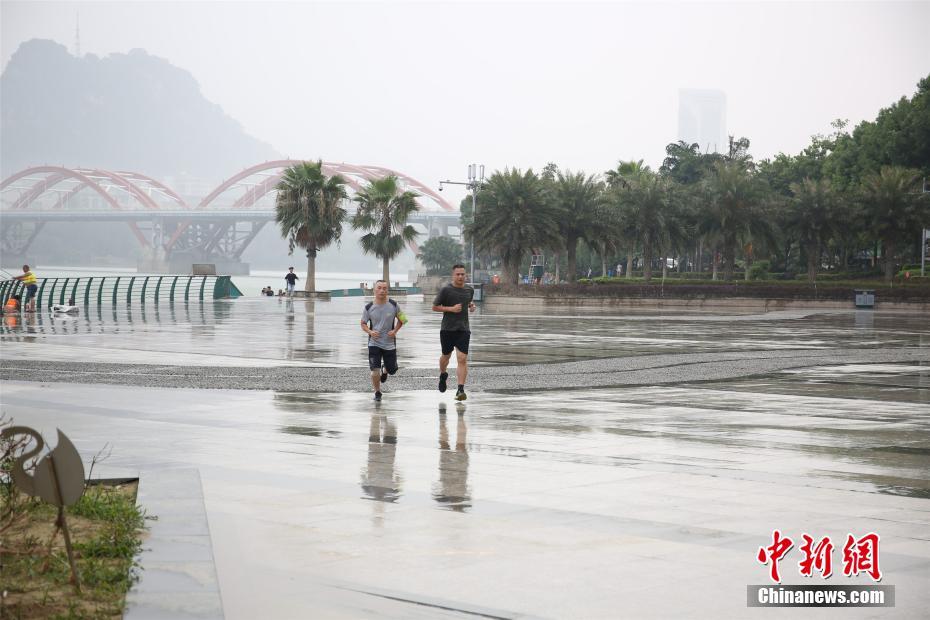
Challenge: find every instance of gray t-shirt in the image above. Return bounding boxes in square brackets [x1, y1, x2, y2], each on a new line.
[433, 284, 474, 332]
[361, 300, 401, 350]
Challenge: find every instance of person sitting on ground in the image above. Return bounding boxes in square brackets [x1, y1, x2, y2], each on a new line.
[4, 294, 21, 313]
[278, 289, 285, 297]
[265, 286, 275, 297]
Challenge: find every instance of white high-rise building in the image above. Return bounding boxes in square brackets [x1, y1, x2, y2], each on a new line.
[678, 89, 726, 154]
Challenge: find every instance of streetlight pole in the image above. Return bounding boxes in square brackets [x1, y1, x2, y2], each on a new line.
[923, 178, 929, 277]
[440, 163, 485, 284]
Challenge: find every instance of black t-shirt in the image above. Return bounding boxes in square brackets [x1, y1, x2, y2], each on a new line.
[433, 284, 474, 331]
[285, 273, 298, 285]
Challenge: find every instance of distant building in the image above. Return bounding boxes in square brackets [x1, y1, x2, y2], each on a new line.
[678, 89, 726, 154]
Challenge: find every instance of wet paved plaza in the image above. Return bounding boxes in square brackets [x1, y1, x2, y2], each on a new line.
[1, 298, 928, 618]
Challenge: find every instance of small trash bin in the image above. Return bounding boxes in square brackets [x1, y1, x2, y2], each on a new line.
[469, 283, 483, 302]
[854, 289, 875, 309]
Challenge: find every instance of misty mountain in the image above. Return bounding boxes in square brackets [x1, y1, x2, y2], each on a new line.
[0, 39, 278, 180]
[0, 39, 421, 274]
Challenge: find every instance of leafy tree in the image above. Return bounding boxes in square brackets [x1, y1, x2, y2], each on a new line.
[351, 175, 420, 283]
[274, 161, 348, 292]
[417, 235, 464, 276]
[859, 166, 928, 282]
[471, 168, 562, 285]
[660, 140, 709, 185]
[825, 75, 930, 189]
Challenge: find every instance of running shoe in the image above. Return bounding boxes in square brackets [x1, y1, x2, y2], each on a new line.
[380, 366, 388, 383]
[438, 372, 448, 393]
[373, 391, 382, 401]
[455, 389, 467, 401]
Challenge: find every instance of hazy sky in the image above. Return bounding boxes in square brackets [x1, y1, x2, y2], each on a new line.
[2, 0, 928, 204]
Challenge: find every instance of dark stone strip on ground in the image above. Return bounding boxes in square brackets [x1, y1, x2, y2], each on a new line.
[2, 348, 927, 392]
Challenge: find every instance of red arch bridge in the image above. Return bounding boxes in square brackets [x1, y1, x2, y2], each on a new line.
[0, 161, 461, 274]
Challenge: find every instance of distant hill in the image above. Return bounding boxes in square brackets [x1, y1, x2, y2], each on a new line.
[0, 39, 279, 180]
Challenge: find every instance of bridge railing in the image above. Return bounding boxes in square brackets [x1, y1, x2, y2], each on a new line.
[0, 275, 242, 309]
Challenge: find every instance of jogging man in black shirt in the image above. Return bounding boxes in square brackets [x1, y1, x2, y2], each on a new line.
[432, 264, 476, 401]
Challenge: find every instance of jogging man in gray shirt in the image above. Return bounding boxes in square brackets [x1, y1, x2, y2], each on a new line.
[361, 280, 406, 401]
[432, 264, 476, 401]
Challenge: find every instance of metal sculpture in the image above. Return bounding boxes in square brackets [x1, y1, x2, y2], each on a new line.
[1, 426, 86, 592]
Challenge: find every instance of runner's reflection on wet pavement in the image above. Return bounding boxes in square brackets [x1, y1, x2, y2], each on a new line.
[433, 402, 471, 512]
[359, 410, 402, 517]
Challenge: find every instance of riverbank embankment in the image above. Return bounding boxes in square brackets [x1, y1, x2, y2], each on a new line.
[482, 282, 930, 312]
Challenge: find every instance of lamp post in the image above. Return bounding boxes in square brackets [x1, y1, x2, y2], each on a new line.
[440, 163, 485, 284]
[923, 177, 929, 277]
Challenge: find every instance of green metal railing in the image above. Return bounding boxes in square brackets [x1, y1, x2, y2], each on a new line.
[0, 275, 242, 310]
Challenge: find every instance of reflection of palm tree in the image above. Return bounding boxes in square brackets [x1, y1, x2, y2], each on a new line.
[303, 299, 315, 359]
[432, 407, 470, 512]
[360, 413, 402, 503]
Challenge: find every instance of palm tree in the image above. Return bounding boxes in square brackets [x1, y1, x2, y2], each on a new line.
[588, 199, 624, 276]
[698, 162, 770, 280]
[605, 159, 651, 189]
[609, 169, 679, 281]
[789, 178, 837, 283]
[553, 171, 604, 281]
[860, 166, 926, 283]
[275, 161, 348, 292]
[471, 169, 562, 285]
[352, 175, 420, 283]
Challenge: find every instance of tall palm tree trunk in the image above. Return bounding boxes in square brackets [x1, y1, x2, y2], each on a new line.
[504, 256, 521, 285]
[806, 242, 819, 283]
[883, 238, 896, 283]
[723, 241, 735, 281]
[712, 249, 719, 280]
[382, 257, 390, 286]
[643, 239, 653, 282]
[566, 238, 578, 282]
[306, 248, 317, 292]
[625, 250, 633, 279]
[600, 242, 607, 277]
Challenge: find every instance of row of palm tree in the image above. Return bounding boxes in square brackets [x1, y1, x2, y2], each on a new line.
[276, 154, 926, 292]
[469, 158, 926, 285]
[274, 161, 418, 292]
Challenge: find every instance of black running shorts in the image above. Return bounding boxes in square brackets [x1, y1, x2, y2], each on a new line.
[440, 330, 470, 355]
[368, 346, 398, 372]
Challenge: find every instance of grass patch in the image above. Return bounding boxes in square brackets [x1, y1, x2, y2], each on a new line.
[1, 480, 147, 619]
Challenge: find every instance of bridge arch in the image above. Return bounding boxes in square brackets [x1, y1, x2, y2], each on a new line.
[2, 162, 460, 269]
[0, 166, 159, 247]
[165, 159, 456, 251]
